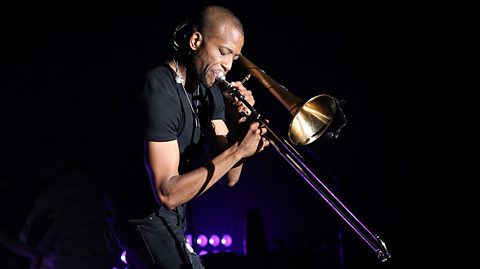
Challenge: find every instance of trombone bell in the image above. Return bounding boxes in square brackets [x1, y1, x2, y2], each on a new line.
[289, 94, 337, 145]
[238, 55, 337, 146]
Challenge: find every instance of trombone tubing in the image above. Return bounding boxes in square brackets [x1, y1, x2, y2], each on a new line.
[265, 124, 390, 261]
[217, 75, 390, 262]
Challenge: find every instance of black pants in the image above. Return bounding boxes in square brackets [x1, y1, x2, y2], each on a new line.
[112, 209, 204, 269]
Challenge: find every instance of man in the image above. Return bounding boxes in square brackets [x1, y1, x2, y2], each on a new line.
[109, 5, 269, 269]
[18, 140, 114, 269]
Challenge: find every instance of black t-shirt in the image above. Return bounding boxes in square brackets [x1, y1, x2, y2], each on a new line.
[109, 63, 226, 221]
[142, 64, 226, 169]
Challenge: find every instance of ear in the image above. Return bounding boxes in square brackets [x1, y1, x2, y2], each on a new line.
[189, 32, 203, 51]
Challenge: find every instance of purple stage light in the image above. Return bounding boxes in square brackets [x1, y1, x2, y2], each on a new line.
[186, 234, 193, 245]
[120, 250, 127, 264]
[221, 234, 232, 247]
[209, 234, 220, 247]
[199, 250, 208, 256]
[196, 234, 208, 247]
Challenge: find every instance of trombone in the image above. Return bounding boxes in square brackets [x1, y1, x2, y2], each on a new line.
[216, 55, 391, 262]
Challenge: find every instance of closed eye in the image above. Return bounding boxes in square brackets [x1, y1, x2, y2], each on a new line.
[219, 48, 241, 61]
[219, 47, 232, 56]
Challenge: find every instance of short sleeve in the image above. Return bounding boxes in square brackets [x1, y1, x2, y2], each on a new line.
[142, 68, 182, 142]
[209, 85, 226, 121]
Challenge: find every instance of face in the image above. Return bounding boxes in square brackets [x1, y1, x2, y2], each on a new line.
[192, 24, 244, 87]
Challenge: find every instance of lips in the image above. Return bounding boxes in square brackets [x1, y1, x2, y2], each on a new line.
[209, 70, 219, 80]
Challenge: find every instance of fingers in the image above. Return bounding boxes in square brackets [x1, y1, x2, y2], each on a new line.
[238, 116, 247, 123]
[258, 120, 270, 151]
[258, 136, 270, 152]
[253, 122, 269, 153]
[239, 121, 270, 158]
[254, 133, 269, 154]
[231, 81, 254, 106]
[233, 100, 251, 117]
[259, 124, 267, 136]
[227, 81, 255, 121]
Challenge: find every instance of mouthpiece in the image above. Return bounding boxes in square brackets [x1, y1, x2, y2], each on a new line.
[215, 73, 231, 88]
[216, 72, 226, 81]
[216, 73, 227, 82]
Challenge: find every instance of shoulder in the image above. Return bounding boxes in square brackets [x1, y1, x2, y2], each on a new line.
[146, 65, 173, 81]
[143, 65, 178, 97]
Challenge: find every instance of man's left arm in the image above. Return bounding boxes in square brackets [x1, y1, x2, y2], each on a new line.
[209, 119, 244, 186]
[209, 81, 266, 186]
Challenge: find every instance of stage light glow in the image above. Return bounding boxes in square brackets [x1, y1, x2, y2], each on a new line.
[196, 234, 208, 247]
[120, 250, 127, 264]
[221, 234, 232, 247]
[199, 250, 208, 256]
[186, 234, 193, 245]
[209, 234, 220, 247]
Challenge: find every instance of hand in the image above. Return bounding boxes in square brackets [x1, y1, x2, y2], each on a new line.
[227, 81, 254, 123]
[238, 122, 269, 158]
[255, 121, 270, 153]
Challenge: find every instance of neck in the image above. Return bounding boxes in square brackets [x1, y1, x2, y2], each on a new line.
[171, 59, 200, 91]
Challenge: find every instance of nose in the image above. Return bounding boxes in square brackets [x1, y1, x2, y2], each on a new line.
[221, 56, 234, 73]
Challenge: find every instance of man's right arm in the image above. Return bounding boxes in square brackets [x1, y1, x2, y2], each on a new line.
[146, 121, 265, 210]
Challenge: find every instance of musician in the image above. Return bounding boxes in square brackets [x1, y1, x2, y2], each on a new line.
[108, 5, 269, 269]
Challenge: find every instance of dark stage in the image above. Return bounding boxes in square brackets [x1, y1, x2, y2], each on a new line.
[1, 0, 472, 268]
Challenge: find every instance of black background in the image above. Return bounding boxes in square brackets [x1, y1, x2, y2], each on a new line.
[1, 0, 473, 268]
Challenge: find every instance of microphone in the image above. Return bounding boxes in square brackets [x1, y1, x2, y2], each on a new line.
[174, 59, 185, 84]
[175, 73, 185, 84]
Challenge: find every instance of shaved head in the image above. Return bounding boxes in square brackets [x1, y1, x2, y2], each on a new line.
[172, 5, 245, 86]
[192, 5, 244, 40]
